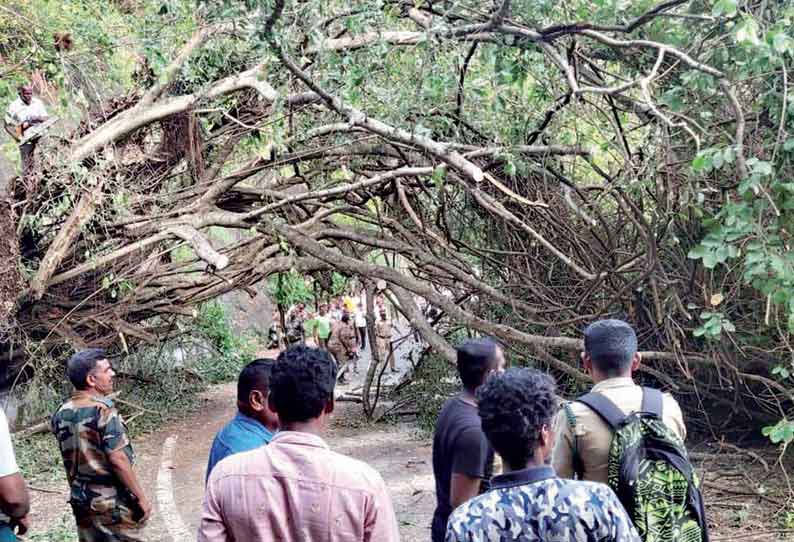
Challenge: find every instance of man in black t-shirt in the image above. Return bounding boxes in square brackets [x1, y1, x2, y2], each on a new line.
[431, 338, 506, 542]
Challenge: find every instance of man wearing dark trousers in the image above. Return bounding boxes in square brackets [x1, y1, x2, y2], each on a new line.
[430, 338, 505, 542]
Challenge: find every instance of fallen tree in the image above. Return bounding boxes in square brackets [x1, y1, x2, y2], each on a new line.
[2, 0, 793, 432]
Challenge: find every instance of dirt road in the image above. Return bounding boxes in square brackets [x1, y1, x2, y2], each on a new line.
[28, 380, 435, 541]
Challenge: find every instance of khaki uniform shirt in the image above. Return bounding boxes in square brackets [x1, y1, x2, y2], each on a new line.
[375, 319, 392, 339]
[328, 322, 356, 353]
[552, 377, 686, 484]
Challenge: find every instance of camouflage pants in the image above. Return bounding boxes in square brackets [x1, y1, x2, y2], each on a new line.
[72, 500, 147, 542]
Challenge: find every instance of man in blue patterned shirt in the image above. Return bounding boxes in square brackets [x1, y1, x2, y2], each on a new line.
[446, 368, 640, 542]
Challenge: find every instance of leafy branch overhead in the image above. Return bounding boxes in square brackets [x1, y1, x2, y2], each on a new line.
[1, 0, 794, 433]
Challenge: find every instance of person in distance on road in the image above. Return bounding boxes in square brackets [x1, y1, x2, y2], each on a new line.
[198, 345, 399, 542]
[205, 359, 279, 481]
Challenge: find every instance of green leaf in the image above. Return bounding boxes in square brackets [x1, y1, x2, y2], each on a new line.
[773, 32, 792, 54]
[784, 138, 794, 152]
[712, 0, 737, 17]
[736, 18, 762, 47]
[692, 153, 712, 173]
[751, 160, 773, 176]
[688, 245, 707, 260]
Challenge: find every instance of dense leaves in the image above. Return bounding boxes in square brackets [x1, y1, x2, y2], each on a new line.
[1, 0, 794, 443]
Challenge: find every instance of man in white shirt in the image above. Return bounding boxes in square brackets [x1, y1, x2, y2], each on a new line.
[4, 84, 49, 176]
[0, 407, 30, 541]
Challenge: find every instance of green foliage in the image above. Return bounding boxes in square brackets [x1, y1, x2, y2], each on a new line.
[762, 419, 794, 445]
[28, 514, 78, 542]
[693, 311, 735, 340]
[406, 353, 460, 434]
[196, 301, 256, 382]
[267, 271, 314, 308]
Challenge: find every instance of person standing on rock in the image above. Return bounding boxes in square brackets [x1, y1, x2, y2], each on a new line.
[0, 405, 30, 541]
[205, 359, 279, 481]
[51, 349, 152, 542]
[328, 313, 358, 382]
[3, 84, 48, 176]
[431, 338, 505, 542]
[376, 309, 395, 372]
[198, 345, 400, 542]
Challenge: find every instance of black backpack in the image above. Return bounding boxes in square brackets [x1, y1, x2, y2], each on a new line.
[567, 388, 709, 542]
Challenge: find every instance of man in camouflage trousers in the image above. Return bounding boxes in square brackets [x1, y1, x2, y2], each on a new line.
[51, 349, 152, 542]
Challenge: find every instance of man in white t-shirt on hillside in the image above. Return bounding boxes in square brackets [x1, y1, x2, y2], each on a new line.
[4, 84, 49, 176]
[0, 407, 30, 541]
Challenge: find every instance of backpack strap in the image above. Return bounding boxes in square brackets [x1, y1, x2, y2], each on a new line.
[640, 387, 664, 418]
[562, 402, 584, 479]
[576, 392, 627, 430]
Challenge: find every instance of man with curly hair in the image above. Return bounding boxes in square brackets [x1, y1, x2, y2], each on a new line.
[198, 345, 400, 542]
[446, 368, 640, 542]
[431, 338, 505, 542]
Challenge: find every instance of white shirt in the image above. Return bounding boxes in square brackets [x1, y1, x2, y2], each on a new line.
[354, 310, 367, 327]
[0, 408, 19, 478]
[5, 97, 48, 128]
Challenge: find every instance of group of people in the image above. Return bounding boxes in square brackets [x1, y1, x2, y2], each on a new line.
[281, 293, 395, 382]
[0, 318, 706, 542]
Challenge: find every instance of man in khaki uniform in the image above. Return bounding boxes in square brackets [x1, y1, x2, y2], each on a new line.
[553, 319, 686, 483]
[52, 349, 151, 541]
[375, 310, 394, 372]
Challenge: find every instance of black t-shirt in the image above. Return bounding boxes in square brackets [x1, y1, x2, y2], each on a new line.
[431, 395, 495, 542]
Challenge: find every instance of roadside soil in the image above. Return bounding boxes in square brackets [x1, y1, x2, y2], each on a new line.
[23, 338, 794, 542]
[25, 378, 435, 541]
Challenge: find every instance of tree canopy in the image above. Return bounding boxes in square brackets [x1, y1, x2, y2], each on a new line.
[2, 0, 794, 437]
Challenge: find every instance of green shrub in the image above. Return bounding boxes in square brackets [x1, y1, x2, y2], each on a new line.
[196, 301, 256, 383]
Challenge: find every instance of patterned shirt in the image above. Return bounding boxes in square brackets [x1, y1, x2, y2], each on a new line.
[51, 391, 134, 504]
[446, 466, 640, 542]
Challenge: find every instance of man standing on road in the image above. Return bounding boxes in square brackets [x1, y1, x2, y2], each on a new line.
[313, 304, 332, 350]
[0, 406, 30, 541]
[376, 309, 394, 372]
[284, 303, 306, 347]
[52, 349, 152, 542]
[446, 368, 640, 542]
[205, 359, 279, 481]
[431, 338, 505, 542]
[552, 319, 686, 483]
[328, 313, 358, 382]
[199, 345, 399, 541]
[354, 302, 368, 350]
[4, 84, 49, 176]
